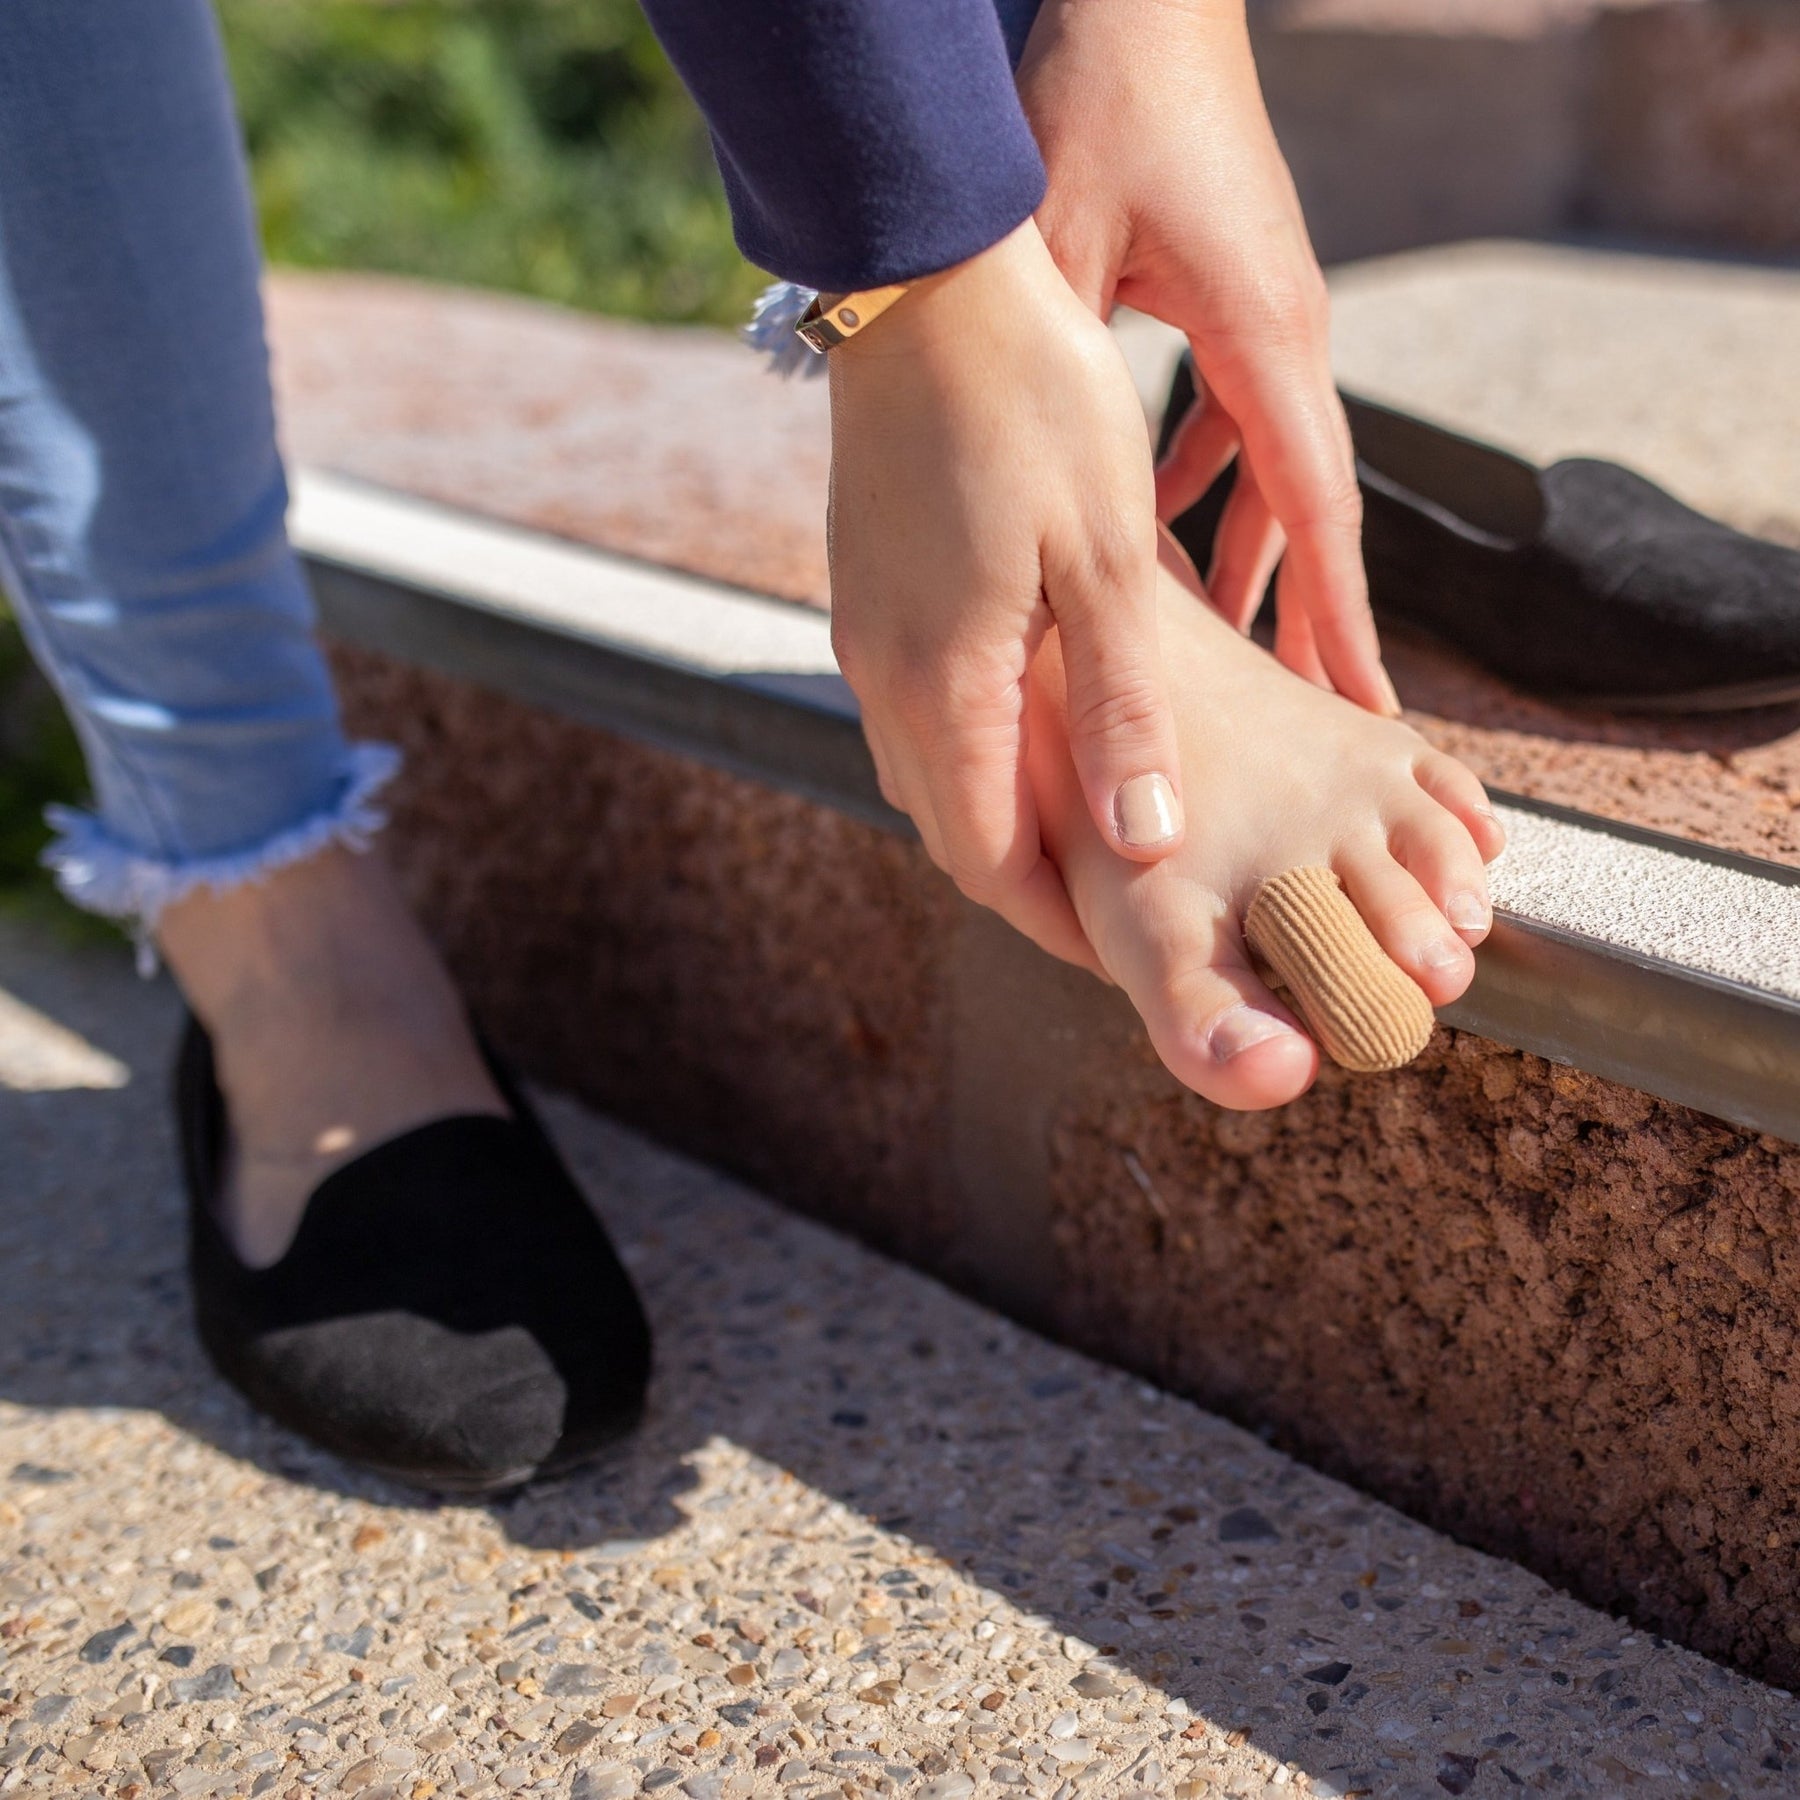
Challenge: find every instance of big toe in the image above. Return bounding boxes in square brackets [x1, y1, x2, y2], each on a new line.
[1131, 943, 1321, 1110]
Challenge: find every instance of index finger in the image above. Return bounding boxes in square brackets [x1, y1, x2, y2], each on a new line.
[898, 703, 1107, 979]
[1198, 337, 1400, 717]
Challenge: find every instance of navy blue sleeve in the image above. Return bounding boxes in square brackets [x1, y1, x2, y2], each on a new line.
[639, 0, 1048, 293]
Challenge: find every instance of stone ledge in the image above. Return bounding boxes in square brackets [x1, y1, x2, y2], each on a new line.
[293, 476, 1800, 1145]
[272, 262, 1800, 1682]
[324, 638, 1800, 1686]
[302, 497, 1800, 1687]
[269, 271, 831, 610]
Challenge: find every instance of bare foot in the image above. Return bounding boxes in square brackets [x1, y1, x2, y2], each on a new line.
[1027, 535, 1506, 1109]
[158, 846, 506, 1266]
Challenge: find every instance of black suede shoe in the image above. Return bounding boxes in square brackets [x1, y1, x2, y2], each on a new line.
[1160, 355, 1800, 711]
[177, 1016, 652, 1493]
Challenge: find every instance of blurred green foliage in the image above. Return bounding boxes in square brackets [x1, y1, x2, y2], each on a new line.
[216, 0, 760, 324]
[0, 623, 111, 940]
[1, 0, 758, 921]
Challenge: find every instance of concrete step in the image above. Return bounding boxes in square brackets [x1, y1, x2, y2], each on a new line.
[266, 248, 1800, 1686]
[292, 468, 1800, 1143]
[1, 915, 1798, 1798]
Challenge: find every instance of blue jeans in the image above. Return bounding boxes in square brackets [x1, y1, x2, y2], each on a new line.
[0, 0, 392, 941]
[0, 0, 1043, 943]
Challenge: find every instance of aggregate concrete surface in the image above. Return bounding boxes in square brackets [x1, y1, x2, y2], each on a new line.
[2, 923, 1798, 1800]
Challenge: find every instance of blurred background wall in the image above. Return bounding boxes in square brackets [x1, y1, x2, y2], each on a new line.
[211, 0, 1800, 338]
[1249, 0, 1800, 265]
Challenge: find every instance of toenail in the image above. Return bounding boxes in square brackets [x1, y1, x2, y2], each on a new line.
[1207, 1005, 1294, 1062]
[1447, 892, 1491, 933]
[1115, 772, 1181, 848]
[1420, 937, 1468, 971]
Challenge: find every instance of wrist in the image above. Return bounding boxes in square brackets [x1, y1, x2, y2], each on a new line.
[832, 221, 1064, 368]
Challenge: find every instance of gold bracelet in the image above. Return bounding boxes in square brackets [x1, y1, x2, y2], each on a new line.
[795, 283, 911, 354]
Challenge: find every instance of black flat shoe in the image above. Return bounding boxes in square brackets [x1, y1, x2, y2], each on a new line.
[1160, 355, 1800, 711]
[176, 1016, 652, 1493]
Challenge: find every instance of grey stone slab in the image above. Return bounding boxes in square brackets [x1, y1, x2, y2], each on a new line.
[1330, 239, 1800, 547]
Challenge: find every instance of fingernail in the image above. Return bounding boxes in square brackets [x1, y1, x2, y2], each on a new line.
[1447, 891, 1491, 934]
[1420, 937, 1469, 972]
[1115, 772, 1181, 848]
[1207, 1004, 1294, 1062]
[1379, 669, 1405, 718]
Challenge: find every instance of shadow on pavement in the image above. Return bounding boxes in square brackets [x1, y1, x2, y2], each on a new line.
[0, 914, 1763, 1798]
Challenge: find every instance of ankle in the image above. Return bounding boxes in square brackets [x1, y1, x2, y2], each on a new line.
[163, 850, 507, 1260]
[158, 847, 458, 1042]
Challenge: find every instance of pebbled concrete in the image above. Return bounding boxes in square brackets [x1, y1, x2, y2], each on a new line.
[3, 919, 1800, 1799]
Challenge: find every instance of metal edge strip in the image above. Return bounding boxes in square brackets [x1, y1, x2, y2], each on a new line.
[300, 535, 1800, 1144]
[1443, 918, 1800, 1140]
[306, 555, 901, 835]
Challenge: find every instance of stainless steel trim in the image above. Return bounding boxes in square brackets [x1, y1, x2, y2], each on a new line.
[1444, 911, 1800, 1139]
[305, 554, 903, 836]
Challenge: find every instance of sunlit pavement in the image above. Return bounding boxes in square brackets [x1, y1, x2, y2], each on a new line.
[0, 918, 1792, 1800]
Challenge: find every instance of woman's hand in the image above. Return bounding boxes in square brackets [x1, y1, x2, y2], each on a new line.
[828, 220, 1182, 972]
[1018, 0, 1400, 713]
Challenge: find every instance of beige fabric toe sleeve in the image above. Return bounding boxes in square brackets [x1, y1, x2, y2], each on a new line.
[1245, 866, 1437, 1074]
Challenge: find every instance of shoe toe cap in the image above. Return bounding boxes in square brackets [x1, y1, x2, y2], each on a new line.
[249, 1313, 567, 1491]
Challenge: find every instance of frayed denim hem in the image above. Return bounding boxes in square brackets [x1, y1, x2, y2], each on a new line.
[742, 280, 826, 380]
[42, 740, 402, 973]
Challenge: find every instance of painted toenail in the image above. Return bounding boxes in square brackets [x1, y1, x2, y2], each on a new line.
[1207, 1005, 1293, 1062]
[1447, 892, 1490, 933]
[1420, 937, 1468, 971]
[1115, 772, 1181, 848]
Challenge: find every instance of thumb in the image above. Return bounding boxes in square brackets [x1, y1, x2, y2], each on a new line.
[1031, 201, 1126, 321]
[1046, 534, 1185, 863]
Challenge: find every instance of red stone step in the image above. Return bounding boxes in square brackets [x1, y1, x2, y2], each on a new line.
[273, 254, 1800, 1685]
